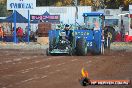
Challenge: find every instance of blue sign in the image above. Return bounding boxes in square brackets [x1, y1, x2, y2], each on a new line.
[10, 3, 33, 9]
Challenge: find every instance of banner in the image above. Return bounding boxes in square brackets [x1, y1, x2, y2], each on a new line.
[30, 15, 60, 20]
[7, 0, 36, 10]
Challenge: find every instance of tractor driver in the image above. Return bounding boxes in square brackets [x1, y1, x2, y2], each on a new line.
[64, 24, 70, 36]
[64, 24, 73, 44]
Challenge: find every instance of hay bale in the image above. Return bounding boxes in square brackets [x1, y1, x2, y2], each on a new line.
[37, 37, 49, 44]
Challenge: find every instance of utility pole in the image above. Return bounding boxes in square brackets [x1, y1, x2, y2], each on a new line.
[74, 0, 78, 28]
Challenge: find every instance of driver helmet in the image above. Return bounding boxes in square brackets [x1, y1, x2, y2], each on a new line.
[65, 24, 69, 27]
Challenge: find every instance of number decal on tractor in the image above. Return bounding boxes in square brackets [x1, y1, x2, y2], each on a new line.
[87, 42, 92, 46]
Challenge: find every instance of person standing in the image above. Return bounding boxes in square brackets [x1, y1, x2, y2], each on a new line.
[17, 27, 24, 42]
[0, 26, 4, 41]
[121, 25, 125, 42]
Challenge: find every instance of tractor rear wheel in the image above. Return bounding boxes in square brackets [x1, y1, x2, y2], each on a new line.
[76, 38, 87, 56]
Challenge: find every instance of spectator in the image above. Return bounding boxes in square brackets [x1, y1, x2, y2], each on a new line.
[121, 25, 125, 42]
[11, 27, 15, 35]
[30, 31, 36, 42]
[0, 26, 4, 41]
[17, 27, 24, 42]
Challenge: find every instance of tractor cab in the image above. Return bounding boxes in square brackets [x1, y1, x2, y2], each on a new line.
[73, 12, 105, 55]
[83, 12, 104, 30]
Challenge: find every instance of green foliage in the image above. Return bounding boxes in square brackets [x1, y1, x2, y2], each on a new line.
[0, 1, 12, 17]
[0, 3, 11, 17]
[0, 0, 132, 17]
[123, 0, 132, 10]
[105, 0, 123, 9]
[80, 0, 93, 6]
[35, 0, 129, 10]
[55, 1, 63, 6]
[36, 0, 58, 6]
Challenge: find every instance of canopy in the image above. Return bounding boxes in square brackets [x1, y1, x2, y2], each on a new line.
[1, 11, 28, 23]
[42, 11, 50, 16]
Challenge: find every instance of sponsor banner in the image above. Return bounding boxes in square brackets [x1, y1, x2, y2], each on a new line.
[7, 0, 36, 10]
[30, 15, 60, 20]
[90, 80, 130, 85]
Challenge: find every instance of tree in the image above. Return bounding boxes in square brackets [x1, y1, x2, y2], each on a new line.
[0, 2, 12, 17]
[124, 0, 132, 5]
[55, 1, 63, 6]
[104, 0, 123, 9]
[92, 0, 105, 11]
[80, 0, 93, 6]
[0, 0, 6, 4]
[0, 0, 131, 12]
[123, 0, 132, 10]
[36, 0, 56, 6]
[63, 0, 72, 5]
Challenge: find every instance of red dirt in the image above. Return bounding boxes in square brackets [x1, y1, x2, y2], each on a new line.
[0, 49, 132, 88]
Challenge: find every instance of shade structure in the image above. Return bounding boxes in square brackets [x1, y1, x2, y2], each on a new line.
[1, 11, 28, 23]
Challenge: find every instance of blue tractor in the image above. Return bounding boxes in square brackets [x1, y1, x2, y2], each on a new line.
[46, 12, 104, 56]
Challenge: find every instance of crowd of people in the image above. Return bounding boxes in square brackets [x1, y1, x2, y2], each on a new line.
[0, 26, 24, 42]
[0, 26, 37, 43]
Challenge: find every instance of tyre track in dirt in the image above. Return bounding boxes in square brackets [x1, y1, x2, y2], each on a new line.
[0, 54, 82, 88]
[0, 50, 132, 88]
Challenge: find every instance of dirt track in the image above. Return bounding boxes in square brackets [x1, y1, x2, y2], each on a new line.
[0, 49, 132, 88]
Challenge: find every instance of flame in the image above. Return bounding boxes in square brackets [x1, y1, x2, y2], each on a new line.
[81, 68, 88, 78]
